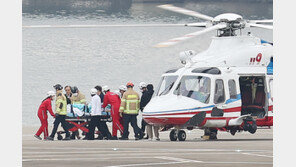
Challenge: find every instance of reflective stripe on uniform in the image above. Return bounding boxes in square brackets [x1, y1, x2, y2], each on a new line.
[124, 99, 140, 114]
[127, 95, 138, 99]
[121, 89, 140, 114]
[56, 98, 67, 115]
[124, 110, 139, 114]
[42, 110, 45, 119]
[127, 99, 140, 102]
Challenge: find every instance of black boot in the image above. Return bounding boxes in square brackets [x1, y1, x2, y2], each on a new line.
[119, 136, 128, 140]
[70, 133, 76, 140]
[96, 134, 104, 140]
[138, 131, 144, 140]
[110, 136, 118, 140]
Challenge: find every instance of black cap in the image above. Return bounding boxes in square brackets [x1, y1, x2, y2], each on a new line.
[72, 86, 78, 93]
[53, 84, 63, 90]
[147, 84, 154, 91]
[95, 85, 102, 92]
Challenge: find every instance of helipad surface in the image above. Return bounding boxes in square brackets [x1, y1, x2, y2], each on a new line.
[23, 126, 273, 167]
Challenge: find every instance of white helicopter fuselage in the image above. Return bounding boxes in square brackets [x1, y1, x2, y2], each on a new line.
[143, 35, 273, 131]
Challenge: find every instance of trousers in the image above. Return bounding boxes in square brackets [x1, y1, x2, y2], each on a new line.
[122, 114, 141, 138]
[146, 124, 159, 139]
[88, 116, 111, 140]
[96, 121, 111, 138]
[111, 106, 124, 137]
[141, 119, 147, 133]
[49, 115, 70, 138]
[35, 114, 49, 139]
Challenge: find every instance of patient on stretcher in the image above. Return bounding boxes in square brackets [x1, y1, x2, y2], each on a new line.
[66, 103, 111, 117]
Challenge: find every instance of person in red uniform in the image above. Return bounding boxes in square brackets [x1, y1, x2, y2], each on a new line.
[102, 85, 124, 140]
[34, 91, 56, 140]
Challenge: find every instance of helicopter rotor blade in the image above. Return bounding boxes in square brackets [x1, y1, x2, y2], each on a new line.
[249, 19, 273, 24]
[248, 23, 273, 30]
[185, 22, 208, 27]
[158, 4, 214, 21]
[155, 23, 226, 48]
[22, 23, 188, 29]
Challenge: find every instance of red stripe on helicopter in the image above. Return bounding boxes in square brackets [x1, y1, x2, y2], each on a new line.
[143, 106, 242, 117]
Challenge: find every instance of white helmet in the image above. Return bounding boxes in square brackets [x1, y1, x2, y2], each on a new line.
[119, 85, 127, 91]
[47, 91, 55, 97]
[139, 82, 147, 89]
[114, 90, 121, 97]
[90, 88, 97, 95]
[102, 85, 110, 92]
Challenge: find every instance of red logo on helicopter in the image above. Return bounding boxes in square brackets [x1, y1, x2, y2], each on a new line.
[250, 53, 262, 64]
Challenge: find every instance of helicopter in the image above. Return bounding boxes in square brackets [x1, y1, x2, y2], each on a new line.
[142, 4, 273, 141]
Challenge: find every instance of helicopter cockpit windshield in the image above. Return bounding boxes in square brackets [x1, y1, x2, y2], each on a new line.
[156, 75, 178, 96]
[174, 76, 211, 104]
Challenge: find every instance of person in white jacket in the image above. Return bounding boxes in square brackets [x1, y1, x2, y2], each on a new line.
[87, 88, 113, 140]
[87, 88, 102, 140]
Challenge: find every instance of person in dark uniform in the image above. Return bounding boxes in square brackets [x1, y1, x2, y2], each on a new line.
[139, 83, 155, 139]
[145, 84, 159, 141]
[139, 82, 148, 138]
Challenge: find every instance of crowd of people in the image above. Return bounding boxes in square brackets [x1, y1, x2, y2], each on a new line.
[34, 82, 160, 141]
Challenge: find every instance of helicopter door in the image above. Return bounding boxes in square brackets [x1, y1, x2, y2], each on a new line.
[239, 76, 267, 118]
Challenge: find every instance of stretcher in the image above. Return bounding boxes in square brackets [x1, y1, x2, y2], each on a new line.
[57, 104, 112, 140]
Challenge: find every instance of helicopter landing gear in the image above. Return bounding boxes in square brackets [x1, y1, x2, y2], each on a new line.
[169, 129, 178, 141]
[169, 129, 187, 141]
[202, 128, 218, 140]
[230, 128, 237, 136]
[177, 130, 186, 141]
[243, 117, 257, 134]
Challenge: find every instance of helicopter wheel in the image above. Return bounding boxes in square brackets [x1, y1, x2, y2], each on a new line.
[57, 134, 63, 140]
[204, 128, 218, 140]
[177, 130, 186, 141]
[209, 129, 217, 140]
[248, 120, 257, 134]
[230, 128, 237, 136]
[243, 117, 257, 134]
[169, 129, 178, 141]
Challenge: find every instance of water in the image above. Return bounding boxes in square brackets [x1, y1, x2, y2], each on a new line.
[23, 1, 273, 125]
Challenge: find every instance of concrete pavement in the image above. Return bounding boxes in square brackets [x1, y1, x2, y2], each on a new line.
[23, 126, 273, 167]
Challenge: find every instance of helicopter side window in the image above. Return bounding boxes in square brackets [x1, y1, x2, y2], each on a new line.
[228, 79, 237, 99]
[174, 76, 211, 104]
[156, 75, 178, 96]
[214, 79, 225, 104]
